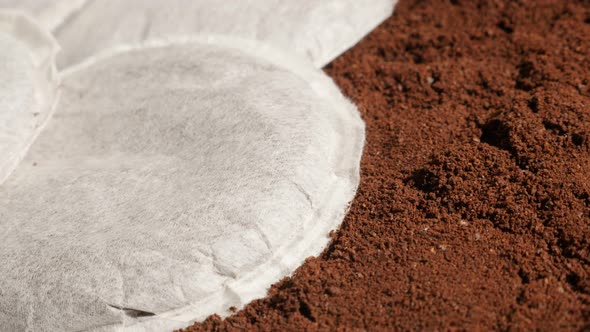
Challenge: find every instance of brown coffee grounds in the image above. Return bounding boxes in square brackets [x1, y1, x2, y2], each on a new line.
[181, 0, 590, 330]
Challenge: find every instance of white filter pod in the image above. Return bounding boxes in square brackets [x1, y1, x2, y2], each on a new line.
[54, 0, 397, 69]
[0, 0, 88, 30]
[0, 11, 58, 185]
[0, 36, 365, 331]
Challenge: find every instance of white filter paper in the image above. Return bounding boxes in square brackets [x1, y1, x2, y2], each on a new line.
[0, 11, 58, 185]
[0, 0, 87, 30]
[0, 36, 364, 331]
[54, 0, 396, 69]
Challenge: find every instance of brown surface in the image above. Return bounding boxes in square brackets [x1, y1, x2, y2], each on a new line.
[182, 0, 590, 330]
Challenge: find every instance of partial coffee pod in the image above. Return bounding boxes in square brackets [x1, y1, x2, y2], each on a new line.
[0, 36, 364, 331]
[54, 0, 397, 69]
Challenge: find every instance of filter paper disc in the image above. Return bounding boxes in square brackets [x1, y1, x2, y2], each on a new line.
[54, 0, 397, 69]
[0, 36, 364, 331]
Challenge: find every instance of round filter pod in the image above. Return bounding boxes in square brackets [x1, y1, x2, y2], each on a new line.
[54, 0, 396, 69]
[0, 11, 58, 185]
[0, 0, 87, 30]
[0, 37, 364, 331]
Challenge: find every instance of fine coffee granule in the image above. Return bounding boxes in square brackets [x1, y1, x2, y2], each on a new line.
[182, 0, 589, 330]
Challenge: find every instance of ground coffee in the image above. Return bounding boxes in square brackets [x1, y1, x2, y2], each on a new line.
[182, 0, 589, 330]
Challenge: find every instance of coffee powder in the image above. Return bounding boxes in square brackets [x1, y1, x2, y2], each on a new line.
[182, 0, 590, 330]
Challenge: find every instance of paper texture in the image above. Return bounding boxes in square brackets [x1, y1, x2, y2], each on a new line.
[54, 0, 396, 69]
[0, 11, 58, 185]
[0, 36, 364, 331]
[0, 0, 87, 30]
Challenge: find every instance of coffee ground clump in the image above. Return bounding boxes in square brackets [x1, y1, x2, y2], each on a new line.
[182, 0, 590, 330]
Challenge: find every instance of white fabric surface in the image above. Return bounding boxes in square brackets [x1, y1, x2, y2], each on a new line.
[0, 0, 87, 30]
[0, 11, 58, 185]
[54, 0, 396, 69]
[0, 36, 364, 331]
